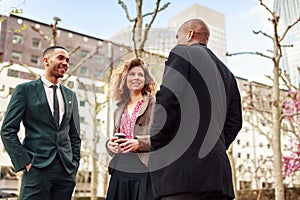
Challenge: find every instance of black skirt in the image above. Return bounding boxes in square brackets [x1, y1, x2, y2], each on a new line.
[106, 153, 154, 200]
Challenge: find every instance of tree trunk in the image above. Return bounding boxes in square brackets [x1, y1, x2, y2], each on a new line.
[91, 121, 99, 200]
[103, 42, 114, 196]
[135, 0, 143, 57]
[272, 60, 284, 200]
[227, 145, 239, 200]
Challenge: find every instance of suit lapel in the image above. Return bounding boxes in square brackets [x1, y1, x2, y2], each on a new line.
[34, 78, 55, 126]
[137, 94, 149, 118]
[60, 85, 71, 127]
[114, 101, 127, 132]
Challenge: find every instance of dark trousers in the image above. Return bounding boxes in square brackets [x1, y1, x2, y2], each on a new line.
[159, 192, 234, 200]
[20, 157, 76, 200]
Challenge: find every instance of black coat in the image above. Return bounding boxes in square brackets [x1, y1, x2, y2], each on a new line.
[149, 44, 242, 198]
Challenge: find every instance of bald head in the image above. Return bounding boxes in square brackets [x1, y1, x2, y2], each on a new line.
[176, 18, 210, 46]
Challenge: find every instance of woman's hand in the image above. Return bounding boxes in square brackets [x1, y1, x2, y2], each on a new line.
[118, 138, 139, 153]
[107, 137, 122, 153]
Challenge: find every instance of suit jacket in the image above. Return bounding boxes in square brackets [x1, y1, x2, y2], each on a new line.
[1, 77, 81, 174]
[149, 44, 242, 198]
[107, 93, 155, 170]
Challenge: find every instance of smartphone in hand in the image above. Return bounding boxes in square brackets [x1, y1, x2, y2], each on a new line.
[114, 133, 126, 144]
[114, 133, 126, 139]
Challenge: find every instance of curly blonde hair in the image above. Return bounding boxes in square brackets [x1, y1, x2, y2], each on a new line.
[111, 57, 157, 102]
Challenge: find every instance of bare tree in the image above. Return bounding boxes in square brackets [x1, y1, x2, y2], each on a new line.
[31, 17, 61, 46]
[227, 1, 300, 199]
[118, 0, 170, 57]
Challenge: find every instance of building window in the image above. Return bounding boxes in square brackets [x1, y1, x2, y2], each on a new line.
[78, 84, 92, 91]
[30, 55, 39, 65]
[78, 84, 84, 90]
[79, 66, 88, 76]
[68, 63, 74, 71]
[65, 46, 74, 53]
[11, 51, 22, 62]
[237, 152, 241, 158]
[239, 181, 252, 190]
[67, 81, 74, 89]
[94, 69, 103, 79]
[9, 87, 15, 95]
[80, 101, 85, 107]
[80, 117, 85, 123]
[237, 139, 240, 145]
[81, 50, 88, 58]
[1, 166, 17, 179]
[95, 86, 105, 94]
[94, 54, 104, 64]
[32, 38, 41, 48]
[12, 34, 23, 44]
[247, 154, 250, 159]
[19, 71, 36, 80]
[262, 182, 272, 188]
[7, 69, 19, 77]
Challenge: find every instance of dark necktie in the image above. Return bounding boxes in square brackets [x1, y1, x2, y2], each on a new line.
[50, 85, 59, 125]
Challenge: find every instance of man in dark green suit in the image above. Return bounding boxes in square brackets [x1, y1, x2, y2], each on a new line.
[1, 46, 81, 200]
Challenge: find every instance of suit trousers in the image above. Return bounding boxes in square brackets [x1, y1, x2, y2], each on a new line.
[159, 192, 234, 200]
[20, 156, 76, 200]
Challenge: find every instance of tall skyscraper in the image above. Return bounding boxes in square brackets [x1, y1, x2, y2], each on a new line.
[168, 4, 227, 64]
[274, 0, 300, 84]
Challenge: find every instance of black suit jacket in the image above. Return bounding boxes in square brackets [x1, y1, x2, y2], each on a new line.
[1, 78, 81, 174]
[149, 44, 242, 198]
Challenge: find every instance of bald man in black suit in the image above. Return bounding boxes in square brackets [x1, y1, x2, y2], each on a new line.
[149, 19, 242, 200]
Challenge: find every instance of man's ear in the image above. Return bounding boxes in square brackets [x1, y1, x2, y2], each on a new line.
[186, 30, 193, 41]
[43, 57, 49, 66]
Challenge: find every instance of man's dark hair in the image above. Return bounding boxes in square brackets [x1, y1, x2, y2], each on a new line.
[42, 46, 67, 57]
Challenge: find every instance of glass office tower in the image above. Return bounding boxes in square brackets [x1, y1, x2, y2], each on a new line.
[274, 0, 300, 84]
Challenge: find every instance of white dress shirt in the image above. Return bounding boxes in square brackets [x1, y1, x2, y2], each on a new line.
[41, 76, 65, 124]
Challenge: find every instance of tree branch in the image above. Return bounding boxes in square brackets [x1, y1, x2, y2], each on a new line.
[253, 30, 273, 40]
[281, 70, 297, 90]
[244, 114, 272, 144]
[281, 17, 300, 42]
[63, 45, 101, 81]
[68, 46, 80, 57]
[140, 0, 163, 48]
[281, 112, 300, 122]
[243, 106, 272, 115]
[0, 62, 13, 73]
[31, 25, 50, 42]
[259, 0, 274, 16]
[279, 73, 292, 91]
[132, 18, 138, 58]
[142, 1, 170, 18]
[118, 0, 135, 22]
[19, 63, 39, 79]
[226, 51, 273, 59]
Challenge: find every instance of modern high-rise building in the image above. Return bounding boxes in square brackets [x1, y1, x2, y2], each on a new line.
[111, 4, 227, 64]
[274, 0, 300, 84]
[168, 4, 227, 64]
